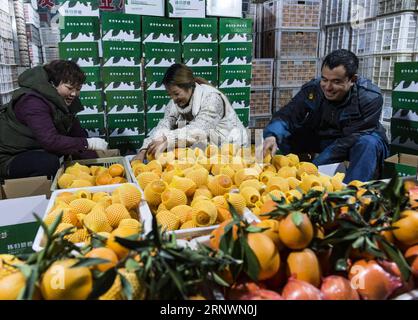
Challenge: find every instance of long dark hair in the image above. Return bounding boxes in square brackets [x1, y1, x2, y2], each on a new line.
[162, 63, 210, 89]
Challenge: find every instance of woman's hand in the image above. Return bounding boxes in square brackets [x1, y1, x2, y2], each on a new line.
[132, 149, 147, 163]
[147, 136, 168, 159]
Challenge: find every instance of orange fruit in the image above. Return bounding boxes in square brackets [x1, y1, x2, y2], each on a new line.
[108, 164, 125, 177]
[85, 247, 118, 272]
[247, 232, 280, 281]
[392, 210, 418, 246]
[0, 271, 26, 300]
[256, 219, 283, 250]
[405, 245, 418, 279]
[96, 173, 113, 186]
[278, 212, 313, 249]
[107, 227, 138, 259]
[287, 248, 321, 287]
[258, 200, 278, 220]
[111, 177, 127, 184]
[209, 219, 237, 250]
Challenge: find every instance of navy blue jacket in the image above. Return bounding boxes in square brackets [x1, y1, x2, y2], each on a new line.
[264, 77, 388, 159]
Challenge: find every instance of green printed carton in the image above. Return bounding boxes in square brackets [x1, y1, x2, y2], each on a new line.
[144, 66, 169, 89]
[57, 0, 100, 17]
[105, 90, 144, 113]
[102, 66, 142, 87]
[219, 18, 253, 43]
[78, 91, 104, 114]
[143, 42, 181, 67]
[142, 16, 180, 43]
[190, 66, 218, 86]
[183, 43, 218, 66]
[182, 18, 218, 43]
[219, 42, 253, 66]
[101, 12, 141, 42]
[59, 16, 100, 42]
[77, 113, 105, 130]
[59, 42, 100, 66]
[393, 62, 418, 111]
[107, 113, 145, 130]
[167, 0, 205, 18]
[219, 65, 252, 88]
[80, 66, 101, 83]
[108, 127, 145, 151]
[146, 90, 171, 113]
[102, 41, 141, 66]
[221, 87, 251, 109]
[146, 112, 165, 132]
[234, 108, 249, 127]
[125, 0, 164, 17]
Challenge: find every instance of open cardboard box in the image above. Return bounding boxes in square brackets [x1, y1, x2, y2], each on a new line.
[1, 176, 52, 200]
[0, 195, 48, 254]
[384, 153, 418, 178]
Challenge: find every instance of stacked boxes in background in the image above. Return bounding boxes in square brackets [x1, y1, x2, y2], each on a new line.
[390, 62, 418, 155]
[101, 12, 145, 151]
[142, 16, 181, 133]
[182, 18, 218, 86]
[13, 0, 30, 67]
[24, 1, 42, 66]
[218, 18, 253, 127]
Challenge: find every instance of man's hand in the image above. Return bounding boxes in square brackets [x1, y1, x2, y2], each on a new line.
[263, 136, 278, 158]
[132, 149, 147, 163]
[147, 136, 168, 159]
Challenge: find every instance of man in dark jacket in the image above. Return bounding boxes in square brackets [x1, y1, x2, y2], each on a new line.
[0, 60, 108, 179]
[263, 49, 389, 183]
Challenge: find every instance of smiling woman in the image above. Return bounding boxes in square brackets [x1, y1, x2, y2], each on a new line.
[0, 60, 108, 179]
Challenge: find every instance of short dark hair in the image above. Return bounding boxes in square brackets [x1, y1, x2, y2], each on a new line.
[43, 60, 86, 87]
[321, 49, 359, 79]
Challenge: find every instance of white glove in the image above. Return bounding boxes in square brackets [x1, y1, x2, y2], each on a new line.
[87, 138, 108, 151]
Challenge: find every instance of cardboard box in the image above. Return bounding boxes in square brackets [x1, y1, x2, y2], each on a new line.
[57, 0, 100, 17]
[182, 18, 218, 43]
[219, 18, 252, 43]
[104, 82, 142, 91]
[142, 16, 180, 43]
[384, 153, 418, 178]
[190, 66, 218, 86]
[394, 62, 418, 83]
[108, 128, 145, 150]
[0, 195, 48, 254]
[219, 64, 252, 83]
[167, 0, 205, 18]
[107, 113, 144, 130]
[85, 128, 107, 138]
[390, 144, 418, 157]
[125, 0, 164, 17]
[219, 42, 253, 65]
[101, 11, 141, 42]
[146, 112, 165, 132]
[206, 0, 242, 18]
[102, 66, 142, 84]
[144, 66, 169, 89]
[143, 42, 182, 67]
[102, 41, 142, 66]
[59, 41, 100, 66]
[146, 90, 171, 113]
[79, 90, 104, 114]
[59, 16, 100, 42]
[392, 82, 418, 111]
[81, 82, 102, 92]
[234, 107, 249, 127]
[183, 43, 218, 67]
[1, 177, 52, 200]
[80, 66, 101, 83]
[221, 87, 251, 109]
[77, 113, 105, 129]
[105, 90, 144, 113]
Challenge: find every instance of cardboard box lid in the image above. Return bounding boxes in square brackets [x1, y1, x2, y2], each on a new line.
[0, 195, 48, 227]
[385, 153, 418, 166]
[2, 176, 52, 200]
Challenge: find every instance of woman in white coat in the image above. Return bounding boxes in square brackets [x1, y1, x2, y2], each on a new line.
[134, 64, 248, 162]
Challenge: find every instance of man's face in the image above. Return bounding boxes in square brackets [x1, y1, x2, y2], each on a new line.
[55, 82, 81, 106]
[320, 65, 356, 102]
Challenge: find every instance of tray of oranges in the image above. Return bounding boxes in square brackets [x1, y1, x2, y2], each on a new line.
[32, 183, 153, 252]
[51, 157, 133, 191]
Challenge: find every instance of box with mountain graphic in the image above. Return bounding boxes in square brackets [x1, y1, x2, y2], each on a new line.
[125, 0, 164, 17]
[219, 18, 253, 43]
[144, 67, 169, 89]
[143, 42, 182, 68]
[81, 82, 102, 92]
[146, 90, 171, 113]
[219, 43, 253, 66]
[390, 111, 418, 154]
[183, 43, 218, 67]
[85, 128, 106, 138]
[182, 18, 218, 43]
[108, 128, 145, 150]
[394, 62, 418, 83]
[59, 16, 100, 42]
[142, 16, 180, 43]
[392, 83, 418, 111]
[80, 66, 101, 83]
[107, 113, 145, 130]
[102, 41, 141, 67]
[221, 87, 251, 109]
[102, 66, 142, 87]
[219, 65, 252, 88]
[101, 12, 141, 42]
[78, 91, 104, 114]
[190, 66, 218, 86]
[105, 90, 144, 113]
[146, 112, 165, 132]
[234, 108, 249, 127]
[59, 42, 100, 66]
[57, 0, 100, 17]
[77, 113, 105, 130]
[167, 0, 205, 18]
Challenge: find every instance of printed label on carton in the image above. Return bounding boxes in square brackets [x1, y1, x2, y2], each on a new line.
[392, 81, 418, 111]
[145, 67, 169, 89]
[102, 66, 142, 84]
[79, 91, 104, 114]
[221, 86, 251, 103]
[142, 16, 180, 43]
[144, 42, 181, 67]
[59, 16, 100, 42]
[182, 18, 218, 43]
[146, 91, 171, 113]
[183, 43, 218, 66]
[219, 18, 252, 42]
[105, 90, 144, 113]
[58, 1, 100, 17]
[101, 12, 141, 42]
[77, 113, 105, 129]
[394, 62, 418, 83]
[146, 112, 165, 132]
[234, 107, 249, 127]
[219, 42, 253, 65]
[107, 113, 144, 130]
[80, 66, 101, 83]
[102, 41, 141, 66]
[59, 42, 100, 66]
[190, 66, 218, 86]
[85, 128, 106, 138]
[219, 65, 252, 88]
[167, 0, 205, 18]
[125, 0, 164, 17]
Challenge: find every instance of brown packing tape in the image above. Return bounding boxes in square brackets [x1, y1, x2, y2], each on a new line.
[2, 176, 52, 199]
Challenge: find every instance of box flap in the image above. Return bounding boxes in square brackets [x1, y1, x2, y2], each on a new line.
[2, 176, 52, 199]
[0, 195, 48, 227]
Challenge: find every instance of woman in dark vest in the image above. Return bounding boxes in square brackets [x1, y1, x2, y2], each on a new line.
[0, 60, 108, 179]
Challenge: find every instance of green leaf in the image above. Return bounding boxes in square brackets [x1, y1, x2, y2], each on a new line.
[48, 211, 64, 237]
[335, 258, 349, 272]
[113, 57, 121, 64]
[352, 236, 365, 249]
[119, 272, 133, 300]
[240, 237, 259, 282]
[71, 257, 111, 269]
[291, 211, 303, 227]
[245, 226, 267, 233]
[212, 272, 230, 287]
[168, 2, 174, 14]
[87, 268, 117, 300]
